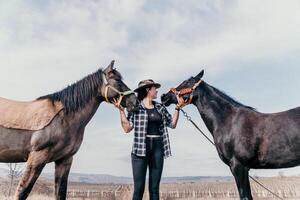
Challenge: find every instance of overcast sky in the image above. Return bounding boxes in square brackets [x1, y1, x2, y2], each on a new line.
[1, 0, 300, 178]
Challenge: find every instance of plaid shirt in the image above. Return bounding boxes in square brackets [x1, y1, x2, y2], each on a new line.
[127, 101, 173, 159]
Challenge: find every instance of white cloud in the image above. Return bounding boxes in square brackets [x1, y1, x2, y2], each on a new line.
[1, 0, 300, 95]
[0, 0, 143, 99]
[127, 0, 300, 80]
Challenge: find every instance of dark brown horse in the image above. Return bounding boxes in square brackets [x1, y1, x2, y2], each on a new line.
[0, 61, 139, 200]
[161, 70, 300, 200]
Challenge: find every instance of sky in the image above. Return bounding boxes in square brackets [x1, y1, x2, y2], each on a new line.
[0, 0, 300, 178]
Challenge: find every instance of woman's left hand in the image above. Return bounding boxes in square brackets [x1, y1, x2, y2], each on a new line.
[176, 96, 186, 109]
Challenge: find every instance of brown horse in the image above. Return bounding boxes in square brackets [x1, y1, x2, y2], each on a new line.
[0, 61, 139, 200]
[161, 70, 300, 200]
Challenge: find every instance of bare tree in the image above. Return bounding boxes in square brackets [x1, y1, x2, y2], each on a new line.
[6, 163, 24, 197]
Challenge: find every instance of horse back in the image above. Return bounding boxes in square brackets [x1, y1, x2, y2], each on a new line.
[230, 107, 300, 168]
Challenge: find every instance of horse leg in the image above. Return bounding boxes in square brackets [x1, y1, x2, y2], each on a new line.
[14, 150, 48, 200]
[54, 156, 73, 200]
[229, 159, 253, 200]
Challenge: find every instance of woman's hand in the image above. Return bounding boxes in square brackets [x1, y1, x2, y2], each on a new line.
[112, 99, 124, 111]
[175, 96, 186, 110]
[113, 99, 133, 133]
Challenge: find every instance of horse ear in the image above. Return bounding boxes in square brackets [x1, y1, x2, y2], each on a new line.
[104, 60, 115, 73]
[110, 60, 115, 68]
[195, 70, 204, 80]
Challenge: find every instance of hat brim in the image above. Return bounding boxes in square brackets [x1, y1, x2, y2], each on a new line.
[134, 83, 161, 92]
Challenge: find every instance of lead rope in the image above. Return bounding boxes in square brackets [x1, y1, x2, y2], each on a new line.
[180, 108, 284, 200]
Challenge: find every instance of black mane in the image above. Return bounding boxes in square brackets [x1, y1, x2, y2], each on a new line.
[38, 69, 104, 114]
[207, 83, 255, 110]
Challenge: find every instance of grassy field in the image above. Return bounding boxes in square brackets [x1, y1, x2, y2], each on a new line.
[1, 176, 300, 199]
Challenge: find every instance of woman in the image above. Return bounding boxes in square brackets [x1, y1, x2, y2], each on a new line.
[113, 79, 185, 200]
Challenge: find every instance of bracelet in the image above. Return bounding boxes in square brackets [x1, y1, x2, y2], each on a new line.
[175, 106, 181, 111]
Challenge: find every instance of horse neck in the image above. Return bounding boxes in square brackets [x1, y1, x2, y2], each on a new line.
[66, 96, 104, 128]
[194, 83, 236, 137]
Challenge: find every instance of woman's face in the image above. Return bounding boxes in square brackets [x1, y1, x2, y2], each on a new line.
[147, 86, 158, 99]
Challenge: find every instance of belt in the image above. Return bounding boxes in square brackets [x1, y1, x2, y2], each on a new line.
[146, 134, 162, 138]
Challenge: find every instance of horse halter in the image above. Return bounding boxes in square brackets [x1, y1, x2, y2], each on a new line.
[102, 73, 135, 107]
[169, 79, 203, 107]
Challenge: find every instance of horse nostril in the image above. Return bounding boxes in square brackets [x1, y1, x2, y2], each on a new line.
[128, 103, 133, 108]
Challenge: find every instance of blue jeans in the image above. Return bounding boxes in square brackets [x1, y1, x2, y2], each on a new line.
[131, 137, 164, 200]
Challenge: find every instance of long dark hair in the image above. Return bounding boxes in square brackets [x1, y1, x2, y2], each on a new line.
[137, 87, 150, 101]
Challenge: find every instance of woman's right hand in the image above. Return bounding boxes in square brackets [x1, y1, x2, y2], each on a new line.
[112, 99, 133, 133]
[112, 99, 125, 111]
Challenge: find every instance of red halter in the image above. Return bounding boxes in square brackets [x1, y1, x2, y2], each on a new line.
[169, 80, 203, 107]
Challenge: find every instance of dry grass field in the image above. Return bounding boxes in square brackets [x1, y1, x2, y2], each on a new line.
[1, 176, 300, 199]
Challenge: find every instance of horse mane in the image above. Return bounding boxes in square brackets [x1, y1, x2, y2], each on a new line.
[37, 69, 104, 114]
[206, 83, 255, 110]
